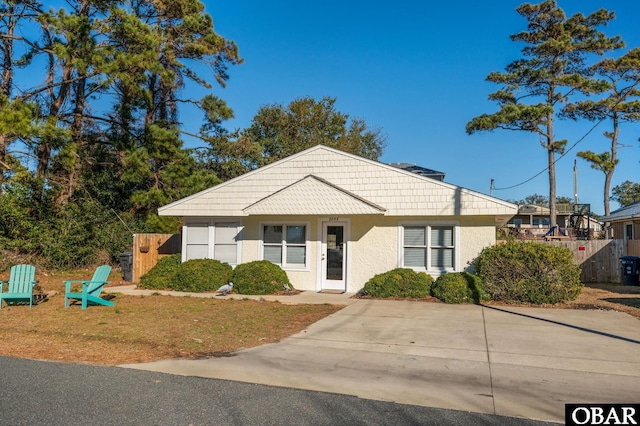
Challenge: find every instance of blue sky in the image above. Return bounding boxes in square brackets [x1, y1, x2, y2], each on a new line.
[189, 1, 640, 215]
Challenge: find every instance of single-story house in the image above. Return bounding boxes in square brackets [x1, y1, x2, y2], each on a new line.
[600, 201, 640, 240]
[158, 145, 518, 293]
[506, 204, 602, 239]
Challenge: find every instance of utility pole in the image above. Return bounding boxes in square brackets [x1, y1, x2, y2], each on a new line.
[573, 159, 578, 205]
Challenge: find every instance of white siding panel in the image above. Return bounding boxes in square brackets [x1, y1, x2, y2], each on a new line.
[160, 146, 517, 218]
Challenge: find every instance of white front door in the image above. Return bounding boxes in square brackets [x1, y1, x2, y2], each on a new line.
[320, 221, 347, 291]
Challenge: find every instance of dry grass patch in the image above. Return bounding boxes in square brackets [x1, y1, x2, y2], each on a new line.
[483, 284, 640, 319]
[2, 268, 638, 367]
[0, 269, 342, 366]
[564, 284, 640, 319]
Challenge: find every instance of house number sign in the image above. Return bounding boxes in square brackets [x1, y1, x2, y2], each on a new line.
[329, 217, 340, 221]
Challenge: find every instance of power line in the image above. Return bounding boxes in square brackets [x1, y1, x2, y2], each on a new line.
[492, 118, 606, 191]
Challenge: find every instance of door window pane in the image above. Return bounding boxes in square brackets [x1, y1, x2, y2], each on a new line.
[326, 226, 344, 280]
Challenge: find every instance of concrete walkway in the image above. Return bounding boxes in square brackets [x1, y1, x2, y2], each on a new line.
[106, 285, 360, 305]
[113, 288, 640, 423]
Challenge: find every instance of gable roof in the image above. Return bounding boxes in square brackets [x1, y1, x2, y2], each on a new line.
[244, 175, 386, 215]
[159, 145, 517, 219]
[600, 201, 640, 222]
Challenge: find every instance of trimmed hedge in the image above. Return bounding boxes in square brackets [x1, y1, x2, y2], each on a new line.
[431, 272, 489, 304]
[138, 254, 182, 290]
[171, 259, 232, 292]
[363, 268, 433, 298]
[473, 240, 582, 304]
[232, 260, 292, 295]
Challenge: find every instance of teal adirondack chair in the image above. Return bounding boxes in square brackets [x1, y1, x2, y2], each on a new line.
[0, 264, 38, 309]
[64, 265, 114, 309]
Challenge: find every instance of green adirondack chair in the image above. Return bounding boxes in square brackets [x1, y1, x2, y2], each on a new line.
[64, 265, 114, 309]
[0, 264, 38, 309]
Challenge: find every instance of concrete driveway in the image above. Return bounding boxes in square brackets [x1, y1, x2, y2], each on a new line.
[120, 298, 640, 423]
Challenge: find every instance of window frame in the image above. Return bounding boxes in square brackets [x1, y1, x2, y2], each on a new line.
[624, 222, 634, 240]
[182, 219, 242, 265]
[398, 222, 459, 273]
[184, 223, 210, 261]
[260, 221, 310, 270]
[213, 222, 241, 265]
[532, 217, 550, 227]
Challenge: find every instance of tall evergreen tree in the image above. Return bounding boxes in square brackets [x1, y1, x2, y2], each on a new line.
[466, 0, 622, 227]
[0, 0, 42, 189]
[109, 0, 242, 229]
[563, 48, 640, 219]
[0, 0, 242, 264]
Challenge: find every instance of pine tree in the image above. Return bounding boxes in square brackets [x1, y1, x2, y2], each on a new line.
[466, 0, 622, 227]
[563, 48, 640, 219]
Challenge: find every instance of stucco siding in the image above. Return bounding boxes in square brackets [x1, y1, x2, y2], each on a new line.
[458, 217, 497, 272]
[240, 216, 319, 291]
[348, 217, 400, 292]
[181, 214, 499, 292]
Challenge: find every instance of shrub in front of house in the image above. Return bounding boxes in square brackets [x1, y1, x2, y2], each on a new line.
[138, 254, 182, 290]
[431, 272, 489, 304]
[232, 260, 292, 295]
[363, 268, 433, 298]
[473, 240, 582, 304]
[171, 259, 232, 292]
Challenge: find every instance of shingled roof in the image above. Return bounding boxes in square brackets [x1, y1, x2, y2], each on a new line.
[600, 201, 640, 222]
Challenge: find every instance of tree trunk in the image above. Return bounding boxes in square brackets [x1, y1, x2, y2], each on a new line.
[0, 3, 16, 189]
[54, 0, 91, 206]
[547, 108, 557, 229]
[603, 114, 619, 238]
[37, 35, 73, 180]
[54, 74, 86, 207]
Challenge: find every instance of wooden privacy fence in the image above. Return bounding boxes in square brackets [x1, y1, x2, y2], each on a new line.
[543, 239, 637, 284]
[131, 233, 181, 283]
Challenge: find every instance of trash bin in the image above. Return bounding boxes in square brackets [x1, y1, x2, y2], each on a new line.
[620, 256, 640, 286]
[119, 251, 133, 282]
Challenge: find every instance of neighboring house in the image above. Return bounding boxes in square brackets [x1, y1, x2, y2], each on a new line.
[158, 145, 517, 293]
[600, 201, 640, 240]
[506, 204, 602, 239]
[507, 204, 553, 230]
